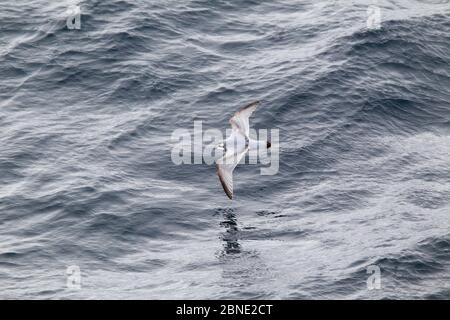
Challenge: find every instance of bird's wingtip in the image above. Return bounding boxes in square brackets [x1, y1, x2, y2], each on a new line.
[241, 100, 261, 111]
[216, 164, 233, 200]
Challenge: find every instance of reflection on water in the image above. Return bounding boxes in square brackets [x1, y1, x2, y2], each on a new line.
[219, 209, 241, 255]
[216, 208, 275, 298]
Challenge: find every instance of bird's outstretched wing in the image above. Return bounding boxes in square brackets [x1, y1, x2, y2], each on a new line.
[229, 100, 259, 137]
[216, 146, 247, 200]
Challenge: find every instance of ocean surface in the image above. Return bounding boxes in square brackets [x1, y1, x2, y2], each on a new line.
[1, 0, 450, 299]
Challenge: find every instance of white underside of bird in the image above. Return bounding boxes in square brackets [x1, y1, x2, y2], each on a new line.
[216, 100, 270, 199]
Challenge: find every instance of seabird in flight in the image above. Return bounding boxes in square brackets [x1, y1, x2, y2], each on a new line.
[216, 101, 271, 199]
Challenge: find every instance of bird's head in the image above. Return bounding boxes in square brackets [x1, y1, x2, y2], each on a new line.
[217, 142, 225, 150]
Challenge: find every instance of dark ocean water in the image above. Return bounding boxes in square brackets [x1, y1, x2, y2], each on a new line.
[1, 0, 450, 299]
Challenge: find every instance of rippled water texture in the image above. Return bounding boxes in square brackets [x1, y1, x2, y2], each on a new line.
[1, 0, 450, 299]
